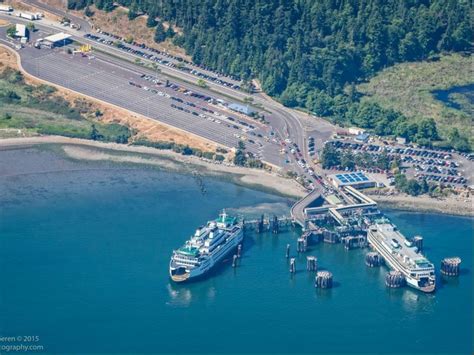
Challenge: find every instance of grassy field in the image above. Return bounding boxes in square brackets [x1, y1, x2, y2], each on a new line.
[0, 67, 131, 141]
[357, 53, 473, 148]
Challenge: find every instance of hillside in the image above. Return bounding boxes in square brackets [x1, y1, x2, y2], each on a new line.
[357, 54, 473, 150]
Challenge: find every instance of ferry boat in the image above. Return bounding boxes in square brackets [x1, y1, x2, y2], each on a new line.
[367, 221, 436, 293]
[169, 210, 243, 282]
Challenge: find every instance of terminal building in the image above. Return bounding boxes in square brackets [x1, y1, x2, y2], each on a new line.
[42, 33, 72, 48]
[328, 172, 376, 189]
[228, 103, 255, 116]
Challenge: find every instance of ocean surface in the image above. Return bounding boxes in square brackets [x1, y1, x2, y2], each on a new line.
[0, 146, 472, 354]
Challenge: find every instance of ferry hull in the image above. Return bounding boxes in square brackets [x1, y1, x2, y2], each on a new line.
[368, 238, 436, 293]
[170, 230, 243, 283]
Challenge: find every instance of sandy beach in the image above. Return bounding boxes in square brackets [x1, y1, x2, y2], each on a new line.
[370, 193, 473, 217]
[0, 136, 307, 198]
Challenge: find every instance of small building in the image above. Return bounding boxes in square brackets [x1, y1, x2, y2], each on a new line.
[42, 33, 72, 48]
[396, 136, 407, 145]
[348, 127, 365, 135]
[329, 172, 376, 189]
[355, 132, 370, 143]
[228, 103, 255, 116]
[15, 24, 27, 38]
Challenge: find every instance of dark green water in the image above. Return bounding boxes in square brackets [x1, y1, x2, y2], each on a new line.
[0, 147, 472, 354]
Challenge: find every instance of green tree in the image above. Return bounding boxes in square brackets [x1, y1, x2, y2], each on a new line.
[6, 26, 16, 38]
[196, 79, 207, 88]
[146, 16, 157, 28]
[320, 144, 340, 169]
[154, 22, 166, 43]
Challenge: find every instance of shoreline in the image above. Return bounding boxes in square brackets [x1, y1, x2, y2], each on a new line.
[0, 136, 472, 217]
[0, 136, 306, 199]
[371, 194, 473, 218]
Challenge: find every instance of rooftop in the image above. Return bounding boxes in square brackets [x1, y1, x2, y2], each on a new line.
[43, 32, 72, 43]
[228, 103, 254, 115]
[330, 172, 374, 186]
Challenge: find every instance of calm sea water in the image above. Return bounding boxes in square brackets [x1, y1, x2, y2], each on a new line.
[0, 146, 472, 354]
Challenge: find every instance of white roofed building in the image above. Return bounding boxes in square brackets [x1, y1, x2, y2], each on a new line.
[42, 33, 72, 48]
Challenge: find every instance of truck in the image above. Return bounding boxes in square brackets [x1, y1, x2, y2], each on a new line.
[16, 12, 40, 20]
[0, 5, 13, 12]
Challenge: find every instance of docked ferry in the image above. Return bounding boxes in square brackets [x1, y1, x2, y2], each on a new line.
[169, 210, 243, 282]
[367, 221, 436, 293]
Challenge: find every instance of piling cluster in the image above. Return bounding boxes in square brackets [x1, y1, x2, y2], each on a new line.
[365, 252, 383, 267]
[441, 257, 461, 276]
[315, 271, 333, 289]
[306, 256, 317, 271]
[385, 271, 406, 288]
[297, 238, 307, 252]
[271, 215, 279, 234]
[289, 258, 296, 273]
[257, 214, 265, 234]
[343, 235, 367, 250]
[323, 230, 339, 244]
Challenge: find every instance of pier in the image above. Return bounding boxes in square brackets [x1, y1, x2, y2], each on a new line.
[243, 215, 293, 233]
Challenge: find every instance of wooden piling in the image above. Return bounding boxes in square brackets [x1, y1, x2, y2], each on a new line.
[385, 271, 406, 288]
[289, 258, 296, 273]
[315, 271, 333, 288]
[441, 257, 461, 276]
[365, 252, 383, 267]
[306, 256, 317, 271]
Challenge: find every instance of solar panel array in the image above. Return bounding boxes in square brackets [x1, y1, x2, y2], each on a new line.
[335, 172, 370, 185]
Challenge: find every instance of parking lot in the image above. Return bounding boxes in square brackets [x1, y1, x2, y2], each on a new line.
[4, 24, 284, 159]
[328, 139, 472, 187]
[84, 31, 245, 91]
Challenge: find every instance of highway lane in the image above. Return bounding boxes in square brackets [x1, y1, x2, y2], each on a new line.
[26, 0, 92, 31]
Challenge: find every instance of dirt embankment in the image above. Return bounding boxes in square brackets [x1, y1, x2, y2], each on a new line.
[30, 0, 189, 60]
[0, 46, 216, 152]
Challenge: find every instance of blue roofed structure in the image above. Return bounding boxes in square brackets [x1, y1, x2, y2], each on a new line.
[329, 171, 376, 189]
[355, 133, 370, 143]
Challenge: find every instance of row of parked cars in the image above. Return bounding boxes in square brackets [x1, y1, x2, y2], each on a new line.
[415, 173, 467, 186]
[331, 140, 452, 160]
[138, 72, 259, 132]
[85, 31, 244, 90]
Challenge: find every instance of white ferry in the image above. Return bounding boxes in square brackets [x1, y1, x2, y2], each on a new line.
[169, 210, 243, 282]
[367, 221, 436, 293]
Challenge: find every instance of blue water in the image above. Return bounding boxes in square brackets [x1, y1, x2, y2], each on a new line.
[0, 147, 472, 354]
[432, 83, 474, 110]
